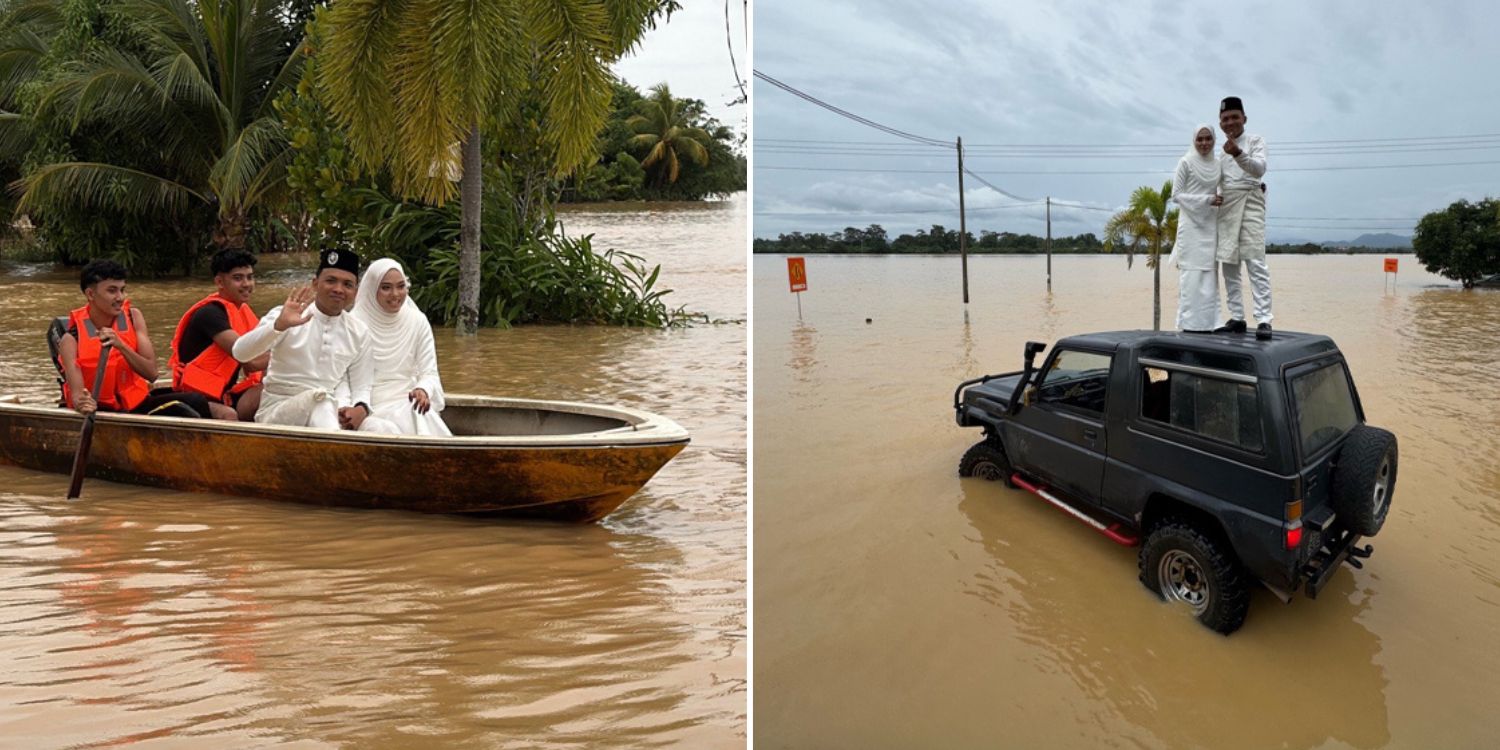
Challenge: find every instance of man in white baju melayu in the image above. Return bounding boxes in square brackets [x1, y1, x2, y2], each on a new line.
[1213, 96, 1274, 340]
[232, 248, 397, 433]
[1167, 125, 1222, 332]
[350, 258, 452, 436]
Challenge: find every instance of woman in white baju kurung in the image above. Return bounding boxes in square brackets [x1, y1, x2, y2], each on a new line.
[1167, 125, 1222, 332]
[350, 258, 452, 436]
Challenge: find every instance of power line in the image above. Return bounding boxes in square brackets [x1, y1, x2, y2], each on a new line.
[961, 167, 1036, 202]
[723, 0, 746, 105]
[757, 143, 1500, 158]
[761, 133, 1500, 148]
[756, 202, 1047, 217]
[752, 71, 953, 148]
[760, 159, 1500, 175]
[758, 166, 952, 174]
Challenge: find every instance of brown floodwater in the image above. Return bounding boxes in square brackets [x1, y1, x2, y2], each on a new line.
[754, 253, 1500, 749]
[0, 195, 745, 747]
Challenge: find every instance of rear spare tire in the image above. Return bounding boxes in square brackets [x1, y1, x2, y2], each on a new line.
[959, 440, 1015, 487]
[1330, 424, 1397, 536]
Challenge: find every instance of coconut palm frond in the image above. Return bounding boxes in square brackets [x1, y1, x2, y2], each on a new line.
[320, 0, 404, 169]
[211, 116, 288, 213]
[529, 0, 615, 175]
[239, 137, 295, 209]
[155, 50, 232, 129]
[0, 110, 34, 160]
[0, 26, 50, 104]
[17, 161, 207, 217]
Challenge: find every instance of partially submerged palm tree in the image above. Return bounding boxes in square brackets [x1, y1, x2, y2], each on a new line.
[627, 83, 711, 186]
[1103, 181, 1179, 331]
[317, 0, 674, 334]
[10, 0, 305, 251]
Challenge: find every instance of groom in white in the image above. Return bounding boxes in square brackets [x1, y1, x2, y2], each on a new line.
[233, 248, 397, 432]
[1212, 96, 1274, 340]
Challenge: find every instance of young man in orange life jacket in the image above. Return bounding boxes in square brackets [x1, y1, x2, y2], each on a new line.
[57, 260, 211, 418]
[167, 249, 270, 421]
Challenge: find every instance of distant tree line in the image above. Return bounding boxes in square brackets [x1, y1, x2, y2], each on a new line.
[752, 225, 1103, 254]
[752, 224, 1412, 256]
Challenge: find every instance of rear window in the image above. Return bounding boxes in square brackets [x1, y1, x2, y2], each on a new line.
[1291, 361, 1358, 456]
[1141, 367, 1263, 451]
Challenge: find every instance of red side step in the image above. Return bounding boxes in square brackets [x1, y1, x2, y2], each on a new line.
[1010, 474, 1140, 546]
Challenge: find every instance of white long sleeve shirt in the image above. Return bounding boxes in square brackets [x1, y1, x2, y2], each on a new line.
[1220, 133, 1267, 191]
[232, 304, 375, 408]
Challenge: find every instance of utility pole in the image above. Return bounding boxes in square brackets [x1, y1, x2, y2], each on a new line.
[1045, 196, 1053, 287]
[958, 136, 968, 304]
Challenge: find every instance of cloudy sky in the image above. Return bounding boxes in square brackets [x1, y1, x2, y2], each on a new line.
[752, 0, 1500, 243]
[614, 1, 749, 137]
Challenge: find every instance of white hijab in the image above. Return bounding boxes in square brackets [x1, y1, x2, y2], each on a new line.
[1181, 124, 1220, 184]
[352, 258, 427, 376]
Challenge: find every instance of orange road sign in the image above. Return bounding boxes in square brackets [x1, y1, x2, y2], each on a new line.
[788, 257, 808, 293]
[1384, 258, 1398, 273]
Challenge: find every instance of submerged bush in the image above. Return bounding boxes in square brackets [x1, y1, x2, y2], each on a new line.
[347, 187, 684, 328]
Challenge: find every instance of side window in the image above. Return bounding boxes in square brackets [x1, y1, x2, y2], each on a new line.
[1140, 366, 1263, 451]
[1037, 350, 1112, 417]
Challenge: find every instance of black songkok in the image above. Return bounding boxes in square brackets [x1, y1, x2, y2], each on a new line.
[317, 248, 360, 277]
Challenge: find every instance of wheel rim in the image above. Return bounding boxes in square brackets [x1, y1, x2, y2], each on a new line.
[972, 459, 1003, 482]
[1372, 454, 1391, 516]
[1158, 550, 1211, 614]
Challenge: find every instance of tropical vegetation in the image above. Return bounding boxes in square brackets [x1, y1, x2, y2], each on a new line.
[314, 0, 678, 333]
[1103, 181, 1177, 330]
[0, 0, 705, 329]
[564, 81, 744, 203]
[1413, 198, 1500, 288]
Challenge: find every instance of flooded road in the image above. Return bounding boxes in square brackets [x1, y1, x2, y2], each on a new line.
[753, 253, 1500, 749]
[0, 195, 745, 747]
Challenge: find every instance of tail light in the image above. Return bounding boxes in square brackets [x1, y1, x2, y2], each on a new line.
[1285, 500, 1303, 549]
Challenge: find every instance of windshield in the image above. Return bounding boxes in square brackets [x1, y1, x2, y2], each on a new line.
[1291, 361, 1358, 457]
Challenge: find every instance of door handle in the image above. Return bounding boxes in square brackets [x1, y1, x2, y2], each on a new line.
[1083, 429, 1098, 440]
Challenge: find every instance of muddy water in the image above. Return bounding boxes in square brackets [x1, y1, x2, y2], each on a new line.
[0, 195, 745, 748]
[754, 253, 1500, 749]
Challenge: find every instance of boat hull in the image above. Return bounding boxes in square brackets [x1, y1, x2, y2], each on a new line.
[0, 396, 688, 523]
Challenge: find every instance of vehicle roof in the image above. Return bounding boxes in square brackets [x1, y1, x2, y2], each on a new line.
[1054, 330, 1341, 377]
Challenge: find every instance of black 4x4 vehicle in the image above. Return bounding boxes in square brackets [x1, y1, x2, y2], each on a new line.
[954, 330, 1397, 634]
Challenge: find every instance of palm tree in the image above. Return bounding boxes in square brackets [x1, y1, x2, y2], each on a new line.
[317, 0, 675, 334]
[1103, 181, 1179, 330]
[627, 83, 711, 186]
[7, 0, 305, 253]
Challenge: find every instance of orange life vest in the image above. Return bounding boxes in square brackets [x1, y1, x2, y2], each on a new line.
[62, 301, 151, 412]
[168, 294, 263, 403]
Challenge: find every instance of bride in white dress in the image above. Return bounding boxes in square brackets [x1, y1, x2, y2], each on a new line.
[350, 258, 452, 436]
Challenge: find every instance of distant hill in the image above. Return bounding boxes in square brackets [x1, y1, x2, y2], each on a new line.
[1323, 233, 1412, 249]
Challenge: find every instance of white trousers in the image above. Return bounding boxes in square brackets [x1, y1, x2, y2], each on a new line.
[257, 388, 400, 433]
[1221, 259, 1274, 325]
[1177, 268, 1219, 331]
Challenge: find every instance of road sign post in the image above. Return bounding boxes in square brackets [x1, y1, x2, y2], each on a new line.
[788, 256, 808, 318]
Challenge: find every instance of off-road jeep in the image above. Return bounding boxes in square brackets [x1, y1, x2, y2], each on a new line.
[954, 330, 1397, 634]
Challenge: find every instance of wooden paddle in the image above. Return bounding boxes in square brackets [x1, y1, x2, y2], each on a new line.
[66, 342, 112, 499]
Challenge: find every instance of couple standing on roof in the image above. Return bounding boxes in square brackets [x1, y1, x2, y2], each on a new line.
[1167, 96, 1275, 339]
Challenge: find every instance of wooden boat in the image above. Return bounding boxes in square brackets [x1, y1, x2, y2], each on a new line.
[0, 394, 688, 523]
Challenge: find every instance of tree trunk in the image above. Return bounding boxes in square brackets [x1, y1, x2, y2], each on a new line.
[213, 211, 248, 252]
[1152, 246, 1162, 331]
[457, 122, 483, 335]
